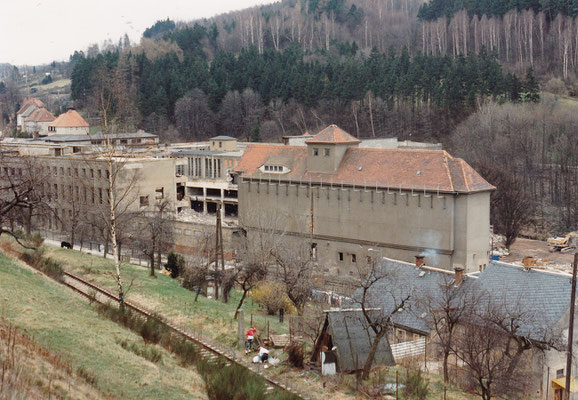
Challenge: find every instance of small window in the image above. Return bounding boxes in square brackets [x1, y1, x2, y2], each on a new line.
[184, 229, 192, 236]
[556, 369, 564, 379]
[90, 169, 94, 178]
[174, 228, 182, 234]
[219, 141, 222, 148]
[67, 167, 71, 176]
[140, 196, 149, 207]
[351, 254, 357, 263]
[338, 252, 344, 262]
[324, 148, 330, 156]
[313, 148, 319, 156]
[311, 243, 317, 260]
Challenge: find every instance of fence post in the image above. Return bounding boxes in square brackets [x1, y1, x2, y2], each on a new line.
[238, 309, 245, 348]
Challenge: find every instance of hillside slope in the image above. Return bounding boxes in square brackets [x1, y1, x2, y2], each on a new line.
[0, 249, 207, 399]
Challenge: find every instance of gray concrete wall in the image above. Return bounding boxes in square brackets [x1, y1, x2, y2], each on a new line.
[238, 179, 485, 273]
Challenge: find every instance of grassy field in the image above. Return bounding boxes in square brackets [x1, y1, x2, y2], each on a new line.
[43, 244, 289, 346]
[0, 250, 207, 399]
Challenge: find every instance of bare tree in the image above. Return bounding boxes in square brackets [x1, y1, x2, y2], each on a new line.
[352, 256, 411, 380]
[182, 229, 214, 302]
[271, 242, 314, 315]
[422, 275, 477, 386]
[0, 155, 50, 244]
[135, 199, 173, 277]
[454, 294, 562, 400]
[175, 89, 215, 140]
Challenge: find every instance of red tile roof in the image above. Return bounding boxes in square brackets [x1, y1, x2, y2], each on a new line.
[305, 124, 361, 144]
[49, 109, 89, 128]
[17, 97, 45, 114]
[27, 108, 55, 123]
[236, 144, 494, 194]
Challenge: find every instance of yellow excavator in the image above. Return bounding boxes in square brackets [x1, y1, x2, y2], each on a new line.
[548, 232, 578, 253]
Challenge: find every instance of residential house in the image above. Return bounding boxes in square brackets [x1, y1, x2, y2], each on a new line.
[47, 109, 89, 135]
[16, 97, 45, 131]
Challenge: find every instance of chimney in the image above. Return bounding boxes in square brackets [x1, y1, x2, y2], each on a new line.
[454, 265, 464, 286]
[415, 255, 425, 268]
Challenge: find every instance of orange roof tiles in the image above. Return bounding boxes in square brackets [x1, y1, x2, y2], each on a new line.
[27, 108, 55, 122]
[236, 144, 494, 194]
[17, 97, 45, 114]
[49, 109, 89, 128]
[305, 124, 361, 144]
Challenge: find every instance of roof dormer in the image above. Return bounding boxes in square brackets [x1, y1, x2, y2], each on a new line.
[305, 125, 360, 173]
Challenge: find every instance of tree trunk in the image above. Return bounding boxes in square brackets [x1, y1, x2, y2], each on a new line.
[443, 351, 450, 384]
[149, 252, 155, 277]
[235, 289, 248, 319]
[362, 328, 387, 380]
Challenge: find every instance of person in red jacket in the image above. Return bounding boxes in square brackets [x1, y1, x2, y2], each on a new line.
[245, 327, 257, 353]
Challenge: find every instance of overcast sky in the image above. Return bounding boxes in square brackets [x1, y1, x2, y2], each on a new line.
[1, 0, 275, 66]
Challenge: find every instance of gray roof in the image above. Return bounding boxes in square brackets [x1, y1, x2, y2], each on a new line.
[356, 258, 572, 343]
[326, 309, 395, 372]
[43, 132, 158, 143]
[474, 261, 571, 340]
[172, 149, 243, 157]
[210, 136, 236, 141]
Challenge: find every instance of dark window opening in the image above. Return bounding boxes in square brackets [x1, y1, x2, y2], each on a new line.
[191, 200, 204, 213]
[207, 188, 221, 197]
[188, 187, 203, 196]
[351, 254, 357, 263]
[224, 203, 238, 217]
[311, 243, 317, 260]
[324, 148, 330, 156]
[139, 195, 149, 207]
[224, 190, 238, 199]
[338, 252, 344, 262]
[177, 185, 185, 201]
[313, 148, 319, 156]
[206, 202, 218, 215]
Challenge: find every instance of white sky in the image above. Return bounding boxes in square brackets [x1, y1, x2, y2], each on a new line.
[1, 0, 275, 66]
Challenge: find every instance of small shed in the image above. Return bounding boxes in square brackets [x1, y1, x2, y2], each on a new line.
[312, 309, 395, 372]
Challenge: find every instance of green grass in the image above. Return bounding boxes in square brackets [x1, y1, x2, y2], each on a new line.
[0, 251, 206, 399]
[44, 245, 289, 347]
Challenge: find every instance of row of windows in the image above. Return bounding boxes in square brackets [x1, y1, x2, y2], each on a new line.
[40, 182, 108, 205]
[264, 165, 284, 172]
[49, 166, 109, 179]
[187, 157, 222, 179]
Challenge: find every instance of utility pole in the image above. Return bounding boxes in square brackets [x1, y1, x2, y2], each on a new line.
[565, 252, 578, 400]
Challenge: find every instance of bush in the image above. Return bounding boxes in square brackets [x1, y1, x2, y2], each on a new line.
[251, 282, 293, 315]
[165, 251, 185, 278]
[139, 317, 166, 344]
[544, 77, 567, 96]
[403, 367, 429, 400]
[286, 343, 304, 369]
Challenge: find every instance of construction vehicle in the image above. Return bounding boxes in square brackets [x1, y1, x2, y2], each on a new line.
[548, 232, 578, 253]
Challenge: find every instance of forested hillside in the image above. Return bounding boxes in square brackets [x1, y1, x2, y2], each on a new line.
[66, 0, 578, 144]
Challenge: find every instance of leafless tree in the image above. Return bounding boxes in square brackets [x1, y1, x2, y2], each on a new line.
[182, 229, 214, 302]
[175, 89, 215, 139]
[233, 239, 268, 318]
[134, 199, 173, 277]
[0, 155, 51, 245]
[421, 275, 478, 386]
[454, 294, 562, 400]
[352, 255, 411, 380]
[271, 241, 315, 315]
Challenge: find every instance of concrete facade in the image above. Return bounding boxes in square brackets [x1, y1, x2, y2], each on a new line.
[236, 125, 494, 274]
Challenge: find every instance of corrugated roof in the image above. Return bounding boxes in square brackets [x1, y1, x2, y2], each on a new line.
[49, 109, 89, 128]
[326, 309, 395, 371]
[236, 144, 494, 194]
[305, 124, 361, 144]
[27, 108, 55, 123]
